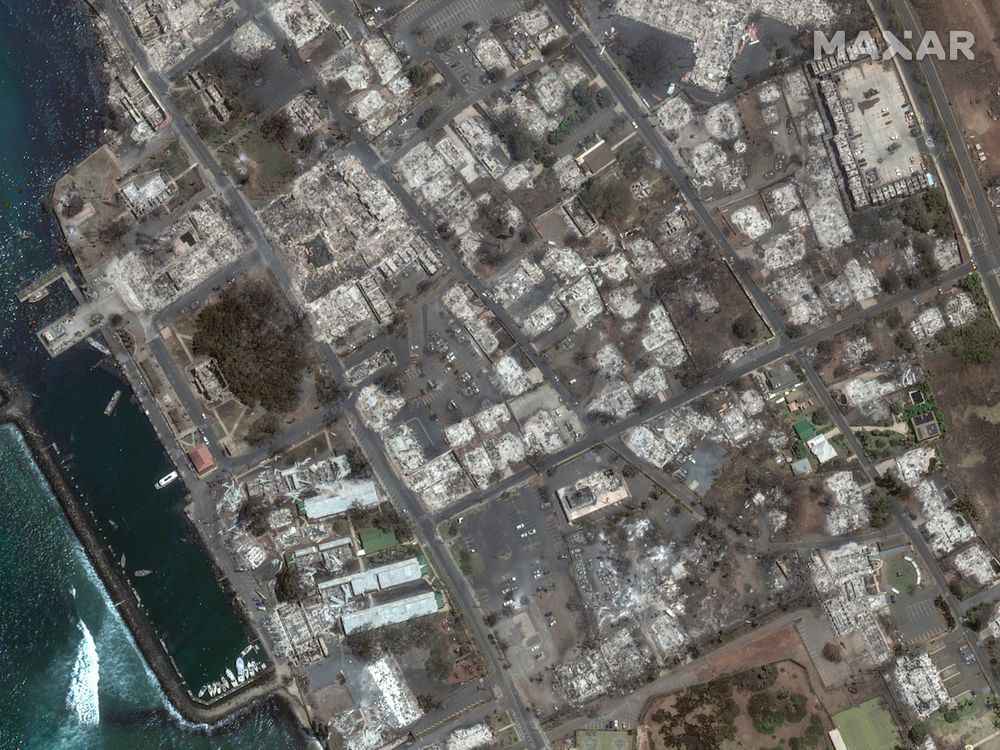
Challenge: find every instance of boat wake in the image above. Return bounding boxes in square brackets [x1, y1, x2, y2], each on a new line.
[66, 618, 100, 725]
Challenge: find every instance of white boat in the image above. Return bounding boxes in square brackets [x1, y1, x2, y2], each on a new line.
[154, 471, 178, 490]
[236, 657, 245, 682]
[104, 390, 121, 416]
[86, 337, 111, 356]
[134, 569, 152, 577]
[225, 668, 236, 684]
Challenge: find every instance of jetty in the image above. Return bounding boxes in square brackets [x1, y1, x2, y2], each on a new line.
[16, 265, 85, 305]
[0, 372, 286, 725]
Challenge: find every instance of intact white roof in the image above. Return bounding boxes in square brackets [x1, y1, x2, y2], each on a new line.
[807, 434, 837, 464]
[341, 590, 440, 634]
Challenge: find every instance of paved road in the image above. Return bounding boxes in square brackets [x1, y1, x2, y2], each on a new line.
[873, 0, 1000, 696]
[93, 1, 544, 743]
[882, 0, 1000, 309]
[435, 261, 972, 523]
[545, 0, 1000, 707]
[543, 610, 806, 743]
[94, 0, 1000, 736]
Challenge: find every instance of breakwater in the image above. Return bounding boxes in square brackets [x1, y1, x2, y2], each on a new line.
[0, 373, 290, 726]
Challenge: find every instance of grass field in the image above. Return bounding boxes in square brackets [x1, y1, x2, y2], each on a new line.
[882, 555, 920, 594]
[833, 699, 900, 750]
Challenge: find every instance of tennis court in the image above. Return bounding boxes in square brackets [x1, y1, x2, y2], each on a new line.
[833, 699, 900, 750]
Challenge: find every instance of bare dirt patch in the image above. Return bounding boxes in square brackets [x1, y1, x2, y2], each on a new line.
[911, 0, 1000, 183]
[924, 346, 1000, 551]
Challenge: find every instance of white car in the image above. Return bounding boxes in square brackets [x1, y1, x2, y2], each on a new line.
[515, 523, 525, 530]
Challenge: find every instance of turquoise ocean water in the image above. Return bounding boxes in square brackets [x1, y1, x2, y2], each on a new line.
[0, 0, 305, 747]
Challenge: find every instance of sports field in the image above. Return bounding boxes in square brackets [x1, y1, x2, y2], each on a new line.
[833, 699, 900, 750]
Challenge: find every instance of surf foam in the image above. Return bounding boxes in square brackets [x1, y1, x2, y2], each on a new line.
[66, 619, 100, 725]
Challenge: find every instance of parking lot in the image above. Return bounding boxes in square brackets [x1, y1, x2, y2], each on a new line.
[414, 309, 507, 421]
[881, 552, 948, 645]
[928, 633, 989, 702]
[446, 482, 585, 708]
[838, 60, 924, 186]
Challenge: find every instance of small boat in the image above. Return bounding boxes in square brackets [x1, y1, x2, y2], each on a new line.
[26, 288, 49, 303]
[236, 657, 245, 682]
[104, 390, 121, 416]
[239, 644, 254, 658]
[134, 569, 152, 577]
[86, 337, 111, 356]
[119, 554, 126, 568]
[225, 668, 236, 684]
[155, 471, 178, 490]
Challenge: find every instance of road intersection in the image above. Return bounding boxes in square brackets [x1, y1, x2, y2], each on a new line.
[87, 0, 1000, 743]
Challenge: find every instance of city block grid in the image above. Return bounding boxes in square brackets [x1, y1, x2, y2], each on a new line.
[29, 0, 1000, 747]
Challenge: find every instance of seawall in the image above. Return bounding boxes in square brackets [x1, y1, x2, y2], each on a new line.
[0, 373, 293, 727]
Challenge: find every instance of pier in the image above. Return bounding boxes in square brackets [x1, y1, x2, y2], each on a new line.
[16, 265, 84, 304]
[23, 262, 127, 358]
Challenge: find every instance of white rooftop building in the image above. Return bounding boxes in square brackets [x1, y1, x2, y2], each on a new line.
[341, 590, 442, 634]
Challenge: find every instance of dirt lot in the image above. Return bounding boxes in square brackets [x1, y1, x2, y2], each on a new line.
[925, 346, 1000, 552]
[661, 260, 767, 377]
[636, 618, 888, 750]
[911, 0, 1000, 182]
[640, 660, 827, 750]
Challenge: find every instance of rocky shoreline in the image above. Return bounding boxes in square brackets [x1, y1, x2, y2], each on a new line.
[0, 372, 303, 730]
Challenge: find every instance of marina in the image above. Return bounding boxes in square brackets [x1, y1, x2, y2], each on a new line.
[196, 646, 266, 700]
[0, 0, 304, 742]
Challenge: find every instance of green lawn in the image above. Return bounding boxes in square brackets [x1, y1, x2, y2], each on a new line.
[882, 555, 920, 594]
[833, 699, 900, 750]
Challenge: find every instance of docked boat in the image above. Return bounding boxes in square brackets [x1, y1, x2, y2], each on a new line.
[154, 471, 178, 490]
[26, 288, 48, 303]
[134, 569, 152, 577]
[236, 657, 245, 682]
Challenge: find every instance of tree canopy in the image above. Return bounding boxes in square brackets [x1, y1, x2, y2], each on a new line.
[193, 280, 308, 412]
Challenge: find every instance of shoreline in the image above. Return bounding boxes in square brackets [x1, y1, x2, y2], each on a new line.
[0, 372, 303, 730]
[1, 0, 315, 739]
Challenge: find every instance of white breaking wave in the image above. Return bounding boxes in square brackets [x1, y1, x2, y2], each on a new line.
[71, 548, 242, 734]
[66, 619, 100, 725]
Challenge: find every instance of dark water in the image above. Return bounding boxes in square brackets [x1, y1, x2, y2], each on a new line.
[0, 0, 305, 746]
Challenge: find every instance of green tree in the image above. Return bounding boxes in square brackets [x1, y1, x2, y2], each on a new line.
[408, 65, 431, 87]
[193, 281, 308, 412]
[418, 105, 441, 129]
[731, 313, 759, 343]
